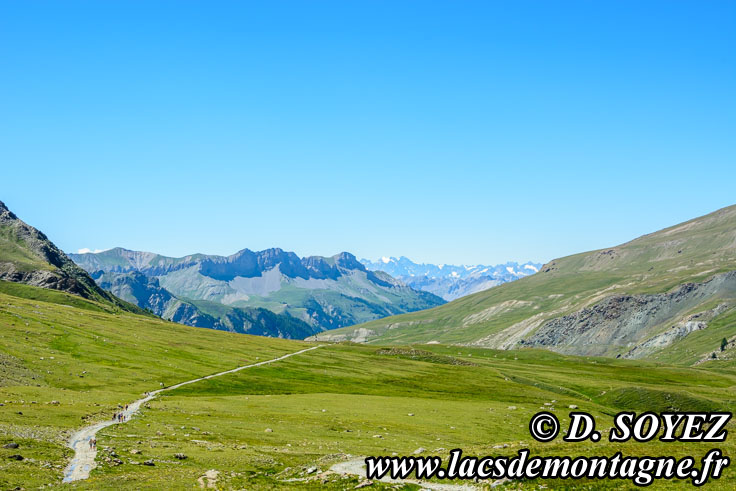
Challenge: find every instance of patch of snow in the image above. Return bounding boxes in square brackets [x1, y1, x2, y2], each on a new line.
[381, 256, 392, 264]
[524, 264, 539, 272]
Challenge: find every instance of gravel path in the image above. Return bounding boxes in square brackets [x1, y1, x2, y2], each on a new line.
[62, 345, 323, 483]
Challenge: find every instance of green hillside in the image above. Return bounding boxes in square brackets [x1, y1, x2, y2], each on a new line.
[0, 201, 145, 315]
[2, 281, 736, 489]
[312, 205, 736, 362]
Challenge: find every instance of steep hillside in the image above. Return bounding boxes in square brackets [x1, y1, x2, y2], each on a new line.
[361, 256, 541, 300]
[313, 205, 736, 362]
[92, 271, 318, 338]
[0, 201, 143, 314]
[71, 248, 444, 333]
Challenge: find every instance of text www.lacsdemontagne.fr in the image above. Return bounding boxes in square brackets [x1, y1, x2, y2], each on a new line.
[365, 448, 729, 487]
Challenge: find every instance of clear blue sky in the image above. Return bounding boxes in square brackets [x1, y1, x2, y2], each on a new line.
[1, 1, 734, 265]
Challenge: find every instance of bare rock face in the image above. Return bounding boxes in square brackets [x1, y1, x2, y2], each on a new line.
[0, 262, 84, 294]
[519, 271, 736, 357]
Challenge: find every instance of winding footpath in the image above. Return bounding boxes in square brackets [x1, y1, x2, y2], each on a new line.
[62, 345, 323, 483]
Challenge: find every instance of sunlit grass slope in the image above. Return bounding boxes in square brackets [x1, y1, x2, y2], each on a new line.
[315, 205, 736, 356]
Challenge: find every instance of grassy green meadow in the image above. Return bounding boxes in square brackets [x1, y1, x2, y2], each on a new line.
[1, 282, 735, 489]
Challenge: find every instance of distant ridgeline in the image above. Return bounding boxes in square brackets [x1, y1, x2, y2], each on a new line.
[361, 256, 541, 301]
[70, 247, 445, 339]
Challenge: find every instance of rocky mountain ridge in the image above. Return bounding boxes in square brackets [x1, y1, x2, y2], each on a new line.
[71, 247, 444, 335]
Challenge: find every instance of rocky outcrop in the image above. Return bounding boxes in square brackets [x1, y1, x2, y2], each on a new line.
[0, 262, 89, 294]
[623, 303, 730, 359]
[519, 271, 736, 356]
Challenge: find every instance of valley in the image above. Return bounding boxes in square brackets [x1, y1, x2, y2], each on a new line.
[1, 283, 735, 489]
[1, 200, 735, 488]
[3, 2, 733, 488]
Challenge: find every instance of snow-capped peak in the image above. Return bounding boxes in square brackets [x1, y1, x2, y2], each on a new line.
[361, 256, 544, 302]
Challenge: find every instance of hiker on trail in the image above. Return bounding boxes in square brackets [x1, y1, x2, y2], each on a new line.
[89, 439, 93, 450]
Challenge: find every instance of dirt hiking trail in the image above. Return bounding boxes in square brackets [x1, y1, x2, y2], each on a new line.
[62, 345, 322, 483]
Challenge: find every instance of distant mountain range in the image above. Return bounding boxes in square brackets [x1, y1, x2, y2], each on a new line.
[361, 256, 541, 300]
[70, 247, 444, 338]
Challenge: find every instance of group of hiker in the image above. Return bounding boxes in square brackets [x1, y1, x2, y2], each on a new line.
[112, 404, 130, 423]
[88, 404, 133, 450]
